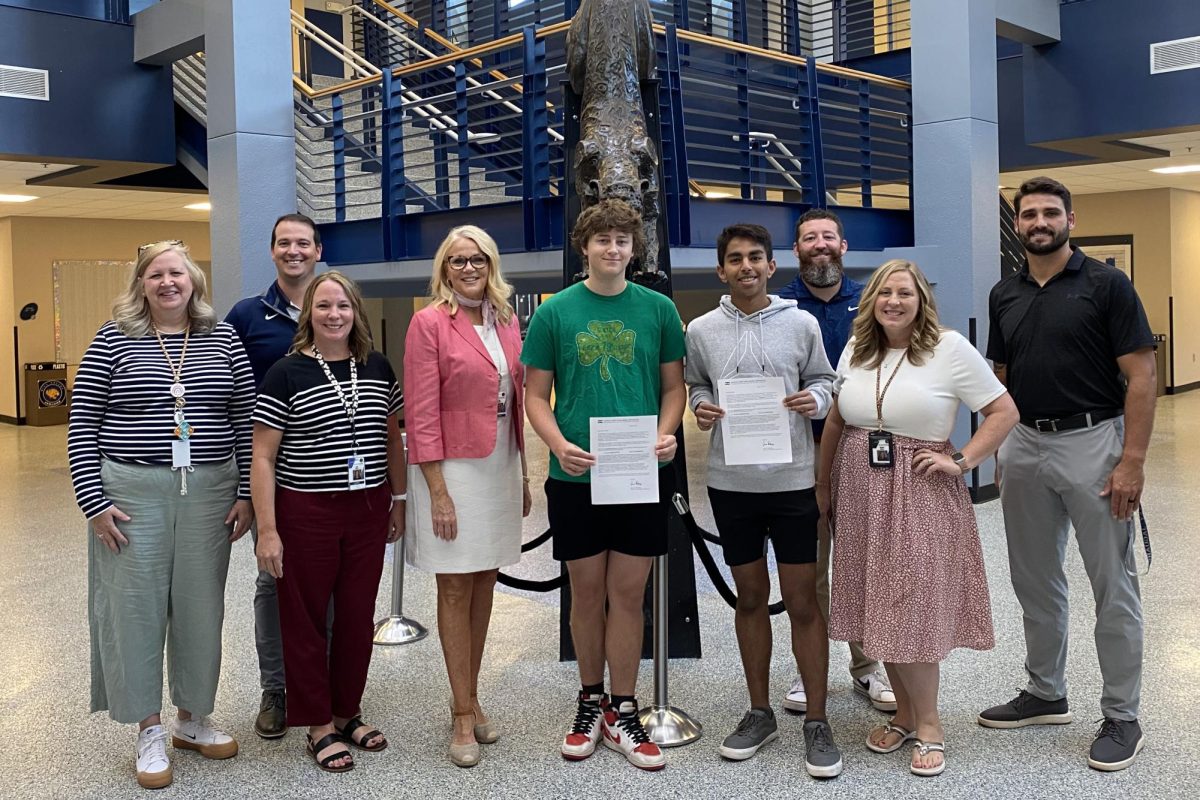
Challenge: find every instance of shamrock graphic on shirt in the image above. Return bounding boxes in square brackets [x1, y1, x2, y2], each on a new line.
[576, 320, 636, 382]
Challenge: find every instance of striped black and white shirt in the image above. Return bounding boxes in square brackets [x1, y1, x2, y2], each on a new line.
[253, 351, 402, 492]
[68, 321, 256, 519]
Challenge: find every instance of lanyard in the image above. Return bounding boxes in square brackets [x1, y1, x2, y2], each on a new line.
[874, 350, 905, 430]
[153, 325, 192, 438]
[312, 346, 359, 452]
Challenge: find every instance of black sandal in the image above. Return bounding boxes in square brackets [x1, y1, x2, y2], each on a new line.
[307, 732, 355, 773]
[340, 716, 388, 752]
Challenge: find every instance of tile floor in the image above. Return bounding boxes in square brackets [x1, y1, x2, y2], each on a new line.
[1, 393, 1196, 799]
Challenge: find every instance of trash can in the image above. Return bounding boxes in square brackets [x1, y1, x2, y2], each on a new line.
[24, 362, 70, 426]
[1152, 334, 1167, 397]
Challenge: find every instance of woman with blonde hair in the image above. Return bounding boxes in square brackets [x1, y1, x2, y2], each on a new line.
[816, 259, 1018, 777]
[252, 270, 406, 774]
[68, 240, 255, 789]
[404, 225, 531, 767]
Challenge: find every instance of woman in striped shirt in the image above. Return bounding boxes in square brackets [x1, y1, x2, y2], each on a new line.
[251, 271, 406, 774]
[67, 241, 255, 790]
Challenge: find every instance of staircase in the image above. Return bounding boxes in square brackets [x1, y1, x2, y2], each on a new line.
[169, 3, 916, 265]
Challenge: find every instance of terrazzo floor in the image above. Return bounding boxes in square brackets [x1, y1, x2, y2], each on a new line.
[2, 394, 1197, 799]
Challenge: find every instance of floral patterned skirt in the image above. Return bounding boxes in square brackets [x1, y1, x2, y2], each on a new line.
[828, 426, 995, 664]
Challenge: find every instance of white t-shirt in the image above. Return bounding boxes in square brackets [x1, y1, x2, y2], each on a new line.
[834, 329, 1005, 441]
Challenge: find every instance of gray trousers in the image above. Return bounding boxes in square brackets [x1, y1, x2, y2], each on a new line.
[997, 418, 1143, 720]
[89, 459, 237, 724]
[251, 525, 286, 692]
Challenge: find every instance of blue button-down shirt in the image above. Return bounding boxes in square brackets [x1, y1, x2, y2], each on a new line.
[777, 273, 865, 438]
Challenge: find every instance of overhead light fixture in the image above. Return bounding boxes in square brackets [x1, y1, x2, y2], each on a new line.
[184, 201, 211, 210]
[1150, 164, 1200, 174]
[0, 194, 37, 203]
[705, 191, 734, 199]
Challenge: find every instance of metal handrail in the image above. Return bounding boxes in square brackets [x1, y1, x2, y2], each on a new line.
[303, 15, 909, 101]
[290, 9, 380, 79]
[341, 1, 563, 143]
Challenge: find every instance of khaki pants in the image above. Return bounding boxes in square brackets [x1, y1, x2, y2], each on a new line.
[815, 515, 879, 679]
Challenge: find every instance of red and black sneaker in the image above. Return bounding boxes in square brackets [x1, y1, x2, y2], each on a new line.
[602, 700, 665, 771]
[561, 691, 609, 761]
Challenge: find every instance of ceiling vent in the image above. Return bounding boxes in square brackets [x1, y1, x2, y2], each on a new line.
[0, 65, 50, 101]
[1150, 35, 1200, 75]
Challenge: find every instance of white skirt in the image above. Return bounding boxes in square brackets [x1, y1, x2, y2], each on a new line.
[405, 418, 522, 573]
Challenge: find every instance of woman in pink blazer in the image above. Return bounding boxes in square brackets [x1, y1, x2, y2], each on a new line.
[403, 225, 531, 768]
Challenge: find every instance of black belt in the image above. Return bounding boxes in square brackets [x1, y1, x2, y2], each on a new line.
[1019, 409, 1122, 433]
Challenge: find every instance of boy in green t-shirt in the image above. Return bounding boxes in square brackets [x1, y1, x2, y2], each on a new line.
[521, 199, 686, 771]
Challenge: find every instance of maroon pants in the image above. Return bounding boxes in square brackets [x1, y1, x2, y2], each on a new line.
[275, 482, 389, 726]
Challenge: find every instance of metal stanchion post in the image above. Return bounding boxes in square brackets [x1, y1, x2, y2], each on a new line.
[638, 544, 701, 746]
[373, 535, 428, 645]
[374, 431, 427, 645]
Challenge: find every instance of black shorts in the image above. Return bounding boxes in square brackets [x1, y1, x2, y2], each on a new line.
[707, 486, 819, 567]
[546, 468, 675, 562]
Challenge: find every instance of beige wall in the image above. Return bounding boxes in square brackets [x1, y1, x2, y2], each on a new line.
[1070, 190, 1175, 386]
[1170, 189, 1200, 387]
[0, 219, 15, 420]
[0, 217, 212, 419]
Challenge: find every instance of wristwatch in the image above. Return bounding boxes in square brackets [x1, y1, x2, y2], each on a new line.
[951, 452, 967, 473]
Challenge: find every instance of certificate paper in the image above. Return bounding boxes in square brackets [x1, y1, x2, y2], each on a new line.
[717, 376, 793, 465]
[589, 415, 659, 505]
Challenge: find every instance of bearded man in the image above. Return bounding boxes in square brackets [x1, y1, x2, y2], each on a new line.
[776, 209, 896, 717]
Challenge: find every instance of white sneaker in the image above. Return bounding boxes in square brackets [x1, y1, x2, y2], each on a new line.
[136, 725, 173, 789]
[172, 715, 239, 759]
[783, 673, 807, 713]
[855, 671, 898, 712]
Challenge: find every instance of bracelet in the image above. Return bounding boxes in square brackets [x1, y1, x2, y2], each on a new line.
[391, 493, 407, 502]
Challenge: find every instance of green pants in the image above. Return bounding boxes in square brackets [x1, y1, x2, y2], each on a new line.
[88, 459, 237, 724]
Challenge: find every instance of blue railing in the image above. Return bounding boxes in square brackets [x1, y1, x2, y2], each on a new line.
[298, 20, 912, 263]
[351, 0, 910, 67]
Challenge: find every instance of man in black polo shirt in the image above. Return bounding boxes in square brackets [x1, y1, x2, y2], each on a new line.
[978, 177, 1156, 772]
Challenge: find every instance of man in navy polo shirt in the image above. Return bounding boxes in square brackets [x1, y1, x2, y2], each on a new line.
[776, 209, 895, 716]
[225, 212, 322, 739]
[979, 177, 1156, 772]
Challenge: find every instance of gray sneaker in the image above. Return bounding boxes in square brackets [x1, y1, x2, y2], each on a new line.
[803, 719, 843, 778]
[718, 709, 778, 761]
[1087, 718, 1145, 771]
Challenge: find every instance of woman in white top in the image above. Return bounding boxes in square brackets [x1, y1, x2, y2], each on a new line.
[403, 226, 531, 767]
[816, 259, 1018, 777]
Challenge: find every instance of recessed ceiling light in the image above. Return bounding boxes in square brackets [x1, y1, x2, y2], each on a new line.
[1150, 164, 1200, 174]
[705, 191, 733, 199]
[0, 194, 37, 203]
[184, 201, 211, 210]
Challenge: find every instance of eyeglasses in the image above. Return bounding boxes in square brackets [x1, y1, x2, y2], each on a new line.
[138, 239, 185, 257]
[447, 255, 489, 270]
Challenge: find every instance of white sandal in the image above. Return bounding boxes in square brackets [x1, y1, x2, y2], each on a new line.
[910, 739, 946, 777]
[865, 721, 917, 754]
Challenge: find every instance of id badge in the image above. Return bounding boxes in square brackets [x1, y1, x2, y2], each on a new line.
[497, 389, 508, 418]
[868, 430, 894, 469]
[172, 439, 192, 468]
[347, 455, 367, 489]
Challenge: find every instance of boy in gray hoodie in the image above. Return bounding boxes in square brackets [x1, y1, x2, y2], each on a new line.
[685, 223, 841, 777]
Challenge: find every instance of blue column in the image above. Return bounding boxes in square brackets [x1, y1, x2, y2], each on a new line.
[887, 0, 1058, 494]
[205, 0, 297, 314]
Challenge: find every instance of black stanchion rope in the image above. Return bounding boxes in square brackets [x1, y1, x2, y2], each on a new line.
[493, 486, 785, 614]
[496, 527, 566, 591]
[671, 492, 787, 616]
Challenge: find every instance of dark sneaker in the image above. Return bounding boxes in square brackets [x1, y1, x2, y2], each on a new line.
[977, 689, 1072, 729]
[602, 700, 666, 771]
[718, 709, 779, 761]
[561, 691, 608, 761]
[802, 719, 843, 778]
[1088, 718, 1145, 772]
[254, 689, 287, 739]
